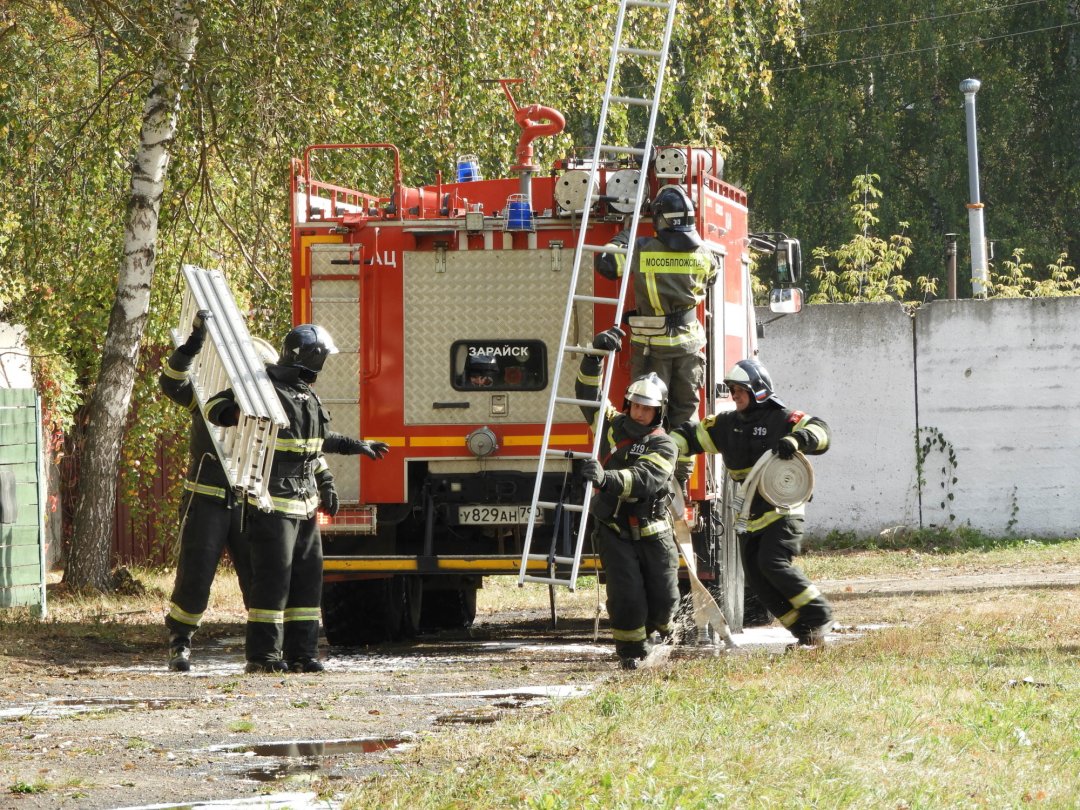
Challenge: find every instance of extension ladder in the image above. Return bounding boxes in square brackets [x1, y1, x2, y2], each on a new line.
[173, 265, 288, 512]
[518, 0, 679, 590]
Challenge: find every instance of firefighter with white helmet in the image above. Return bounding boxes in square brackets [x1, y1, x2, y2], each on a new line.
[671, 358, 835, 648]
[207, 323, 389, 673]
[577, 327, 680, 670]
[594, 185, 719, 431]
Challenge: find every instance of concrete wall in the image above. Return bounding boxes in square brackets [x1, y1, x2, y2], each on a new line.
[755, 298, 1080, 538]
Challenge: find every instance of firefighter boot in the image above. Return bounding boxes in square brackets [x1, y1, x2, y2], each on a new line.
[288, 658, 325, 674]
[244, 660, 288, 674]
[168, 633, 192, 672]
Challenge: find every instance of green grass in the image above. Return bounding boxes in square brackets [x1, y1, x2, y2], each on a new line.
[342, 559, 1080, 809]
[803, 536, 1080, 581]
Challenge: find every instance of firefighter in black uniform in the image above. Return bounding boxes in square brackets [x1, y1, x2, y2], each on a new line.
[594, 186, 719, 429]
[671, 359, 834, 647]
[207, 324, 389, 673]
[578, 327, 680, 670]
[162, 316, 386, 672]
[159, 311, 250, 672]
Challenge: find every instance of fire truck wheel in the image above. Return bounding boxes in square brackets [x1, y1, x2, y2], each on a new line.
[322, 578, 408, 646]
[419, 584, 478, 631]
[400, 576, 423, 638]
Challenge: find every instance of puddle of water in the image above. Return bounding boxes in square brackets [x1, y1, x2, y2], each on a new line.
[112, 791, 335, 810]
[0, 695, 225, 720]
[204, 736, 412, 782]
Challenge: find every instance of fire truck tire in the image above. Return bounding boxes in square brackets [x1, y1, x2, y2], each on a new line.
[419, 584, 478, 630]
[322, 579, 407, 646]
[400, 576, 423, 637]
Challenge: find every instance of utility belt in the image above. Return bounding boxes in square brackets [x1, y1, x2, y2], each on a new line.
[627, 308, 697, 337]
[270, 459, 314, 478]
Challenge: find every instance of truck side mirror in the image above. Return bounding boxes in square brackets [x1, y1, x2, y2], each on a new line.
[775, 238, 801, 284]
[769, 286, 803, 314]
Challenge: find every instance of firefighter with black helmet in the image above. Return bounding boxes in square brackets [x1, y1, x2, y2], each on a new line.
[207, 323, 389, 673]
[594, 185, 719, 430]
[577, 326, 680, 670]
[671, 358, 835, 648]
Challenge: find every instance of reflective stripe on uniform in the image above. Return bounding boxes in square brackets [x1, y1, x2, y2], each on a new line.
[778, 607, 799, 627]
[639, 516, 671, 537]
[742, 510, 784, 534]
[696, 418, 720, 454]
[168, 602, 202, 628]
[313, 456, 329, 475]
[248, 608, 284, 624]
[248, 493, 319, 516]
[640, 451, 674, 474]
[612, 625, 647, 642]
[789, 584, 821, 610]
[161, 363, 188, 381]
[615, 469, 633, 498]
[577, 367, 602, 387]
[727, 467, 752, 482]
[183, 480, 227, 500]
[283, 607, 322, 623]
[275, 437, 323, 453]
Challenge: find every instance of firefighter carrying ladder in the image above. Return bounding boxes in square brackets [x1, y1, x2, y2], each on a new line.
[171, 264, 288, 513]
[518, 0, 679, 590]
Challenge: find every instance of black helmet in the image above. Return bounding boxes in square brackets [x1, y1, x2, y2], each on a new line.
[650, 186, 703, 249]
[279, 324, 338, 373]
[651, 186, 696, 233]
[623, 372, 668, 427]
[724, 359, 782, 406]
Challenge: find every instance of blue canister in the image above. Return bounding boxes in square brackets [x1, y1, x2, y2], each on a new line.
[456, 154, 480, 182]
[505, 194, 533, 230]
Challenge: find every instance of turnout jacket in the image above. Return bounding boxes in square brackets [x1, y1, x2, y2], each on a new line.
[672, 402, 830, 534]
[207, 364, 336, 518]
[596, 231, 718, 356]
[160, 346, 232, 501]
[576, 355, 677, 538]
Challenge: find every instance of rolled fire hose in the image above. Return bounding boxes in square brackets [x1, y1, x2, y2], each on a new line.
[733, 451, 815, 532]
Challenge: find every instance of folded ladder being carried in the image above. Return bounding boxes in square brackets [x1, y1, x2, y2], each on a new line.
[171, 264, 288, 512]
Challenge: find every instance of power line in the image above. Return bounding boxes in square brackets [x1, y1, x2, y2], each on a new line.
[776, 20, 1080, 73]
[802, 0, 1048, 40]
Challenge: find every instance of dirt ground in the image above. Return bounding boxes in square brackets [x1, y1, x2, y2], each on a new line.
[2, 563, 1077, 810]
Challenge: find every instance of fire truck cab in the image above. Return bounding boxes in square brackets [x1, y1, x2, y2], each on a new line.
[289, 101, 801, 645]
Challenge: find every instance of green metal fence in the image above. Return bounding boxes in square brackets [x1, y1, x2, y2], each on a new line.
[0, 388, 46, 615]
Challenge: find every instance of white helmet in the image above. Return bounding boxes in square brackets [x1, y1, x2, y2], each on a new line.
[623, 372, 668, 427]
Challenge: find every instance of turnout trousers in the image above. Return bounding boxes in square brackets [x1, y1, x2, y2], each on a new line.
[596, 523, 681, 660]
[739, 516, 833, 641]
[630, 349, 706, 429]
[165, 491, 252, 641]
[244, 509, 324, 665]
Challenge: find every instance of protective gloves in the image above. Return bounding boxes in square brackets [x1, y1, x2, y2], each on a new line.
[358, 440, 390, 460]
[180, 310, 211, 356]
[592, 326, 626, 353]
[582, 459, 620, 493]
[776, 434, 799, 460]
[319, 482, 339, 516]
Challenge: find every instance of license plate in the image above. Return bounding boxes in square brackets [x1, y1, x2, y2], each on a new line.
[457, 505, 542, 525]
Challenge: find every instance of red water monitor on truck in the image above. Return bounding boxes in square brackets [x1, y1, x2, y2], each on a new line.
[288, 87, 802, 645]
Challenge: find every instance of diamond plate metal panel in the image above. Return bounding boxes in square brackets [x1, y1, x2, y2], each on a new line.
[311, 276, 360, 351]
[404, 249, 594, 426]
[324, 402, 360, 500]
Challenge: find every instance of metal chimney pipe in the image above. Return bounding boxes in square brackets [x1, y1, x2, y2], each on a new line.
[960, 78, 989, 297]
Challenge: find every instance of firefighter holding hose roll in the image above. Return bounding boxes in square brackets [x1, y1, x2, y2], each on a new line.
[671, 359, 835, 648]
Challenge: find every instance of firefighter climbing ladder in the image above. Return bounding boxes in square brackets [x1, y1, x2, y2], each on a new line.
[172, 264, 288, 512]
[518, 0, 679, 590]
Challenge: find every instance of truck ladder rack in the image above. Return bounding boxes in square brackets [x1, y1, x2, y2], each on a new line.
[174, 265, 288, 512]
[519, 0, 679, 591]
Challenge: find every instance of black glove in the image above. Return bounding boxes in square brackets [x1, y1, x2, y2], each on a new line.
[581, 459, 605, 487]
[776, 435, 799, 460]
[592, 327, 625, 353]
[319, 483, 339, 516]
[358, 440, 390, 460]
[179, 310, 211, 356]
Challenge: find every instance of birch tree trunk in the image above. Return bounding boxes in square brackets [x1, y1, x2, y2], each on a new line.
[65, 0, 201, 590]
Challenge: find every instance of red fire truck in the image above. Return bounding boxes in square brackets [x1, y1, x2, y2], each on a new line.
[289, 93, 801, 645]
